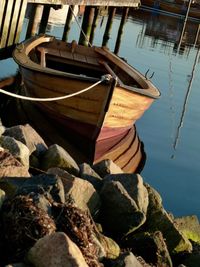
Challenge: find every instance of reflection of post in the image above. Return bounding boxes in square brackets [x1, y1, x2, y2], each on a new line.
[194, 24, 200, 47]
[26, 4, 43, 38]
[172, 47, 200, 152]
[102, 7, 116, 47]
[89, 7, 100, 45]
[39, 4, 51, 34]
[62, 5, 75, 41]
[79, 6, 95, 46]
[114, 7, 129, 55]
[177, 0, 193, 52]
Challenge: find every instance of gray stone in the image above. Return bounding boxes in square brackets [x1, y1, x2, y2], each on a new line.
[17, 174, 65, 204]
[100, 180, 146, 236]
[111, 252, 143, 267]
[96, 233, 120, 259]
[0, 150, 30, 178]
[41, 144, 80, 176]
[79, 163, 103, 191]
[145, 183, 192, 254]
[0, 188, 5, 209]
[0, 135, 30, 167]
[63, 176, 101, 215]
[174, 215, 200, 244]
[104, 173, 149, 214]
[27, 232, 89, 267]
[0, 177, 29, 197]
[4, 124, 47, 156]
[93, 159, 123, 178]
[123, 231, 173, 267]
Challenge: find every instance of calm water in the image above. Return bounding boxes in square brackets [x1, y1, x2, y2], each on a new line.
[1, 7, 200, 219]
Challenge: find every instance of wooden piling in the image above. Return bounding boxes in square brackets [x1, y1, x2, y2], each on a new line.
[26, 4, 43, 38]
[38, 4, 51, 34]
[89, 7, 100, 45]
[0, 0, 27, 49]
[62, 5, 75, 41]
[114, 7, 129, 54]
[79, 6, 95, 46]
[102, 7, 116, 47]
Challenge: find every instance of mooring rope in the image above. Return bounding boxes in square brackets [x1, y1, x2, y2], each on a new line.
[0, 74, 111, 102]
[69, 5, 93, 47]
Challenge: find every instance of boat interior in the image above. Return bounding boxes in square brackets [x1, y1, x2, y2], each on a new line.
[28, 39, 143, 89]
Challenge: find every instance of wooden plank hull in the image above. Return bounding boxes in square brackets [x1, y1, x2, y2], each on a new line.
[13, 35, 159, 172]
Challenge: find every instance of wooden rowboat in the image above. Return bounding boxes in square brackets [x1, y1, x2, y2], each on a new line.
[13, 35, 159, 172]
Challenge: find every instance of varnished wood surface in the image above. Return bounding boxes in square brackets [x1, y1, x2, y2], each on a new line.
[13, 35, 160, 147]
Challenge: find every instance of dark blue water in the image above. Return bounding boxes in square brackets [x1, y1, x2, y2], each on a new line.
[1, 7, 200, 219]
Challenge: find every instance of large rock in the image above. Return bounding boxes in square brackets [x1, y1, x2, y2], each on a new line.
[123, 231, 173, 267]
[4, 124, 47, 156]
[0, 135, 30, 167]
[0, 150, 30, 178]
[0, 177, 29, 197]
[97, 233, 120, 259]
[93, 159, 123, 178]
[41, 144, 80, 176]
[17, 174, 65, 204]
[104, 173, 149, 214]
[144, 183, 192, 254]
[100, 179, 146, 236]
[0, 188, 5, 208]
[47, 167, 100, 215]
[110, 252, 144, 267]
[79, 163, 103, 191]
[174, 215, 200, 244]
[27, 232, 89, 267]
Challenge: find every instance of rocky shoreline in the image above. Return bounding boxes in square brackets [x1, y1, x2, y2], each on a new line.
[0, 120, 200, 267]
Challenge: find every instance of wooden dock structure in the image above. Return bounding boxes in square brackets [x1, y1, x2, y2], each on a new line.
[0, 0, 140, 51]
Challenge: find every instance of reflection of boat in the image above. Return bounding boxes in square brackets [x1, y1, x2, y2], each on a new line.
[141, 0, 200, 19]
[13, 35, 159, 171]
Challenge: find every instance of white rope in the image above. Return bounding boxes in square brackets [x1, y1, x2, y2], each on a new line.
[0, 75, 111, 102]
[70, 5, 93, 47]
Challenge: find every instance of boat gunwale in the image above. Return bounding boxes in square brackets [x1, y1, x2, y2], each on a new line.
[13, 35, 161, 99]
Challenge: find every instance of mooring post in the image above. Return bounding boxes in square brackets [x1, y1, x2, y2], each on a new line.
[102, 7, 116, 47]
[89, 7, 100, 45]
[114, 7, 129, 54]
[62, 5, 75, 41]
[79, 6, 95, 46]
[26, 4, 43, 38]
[38, 4, 51, 34]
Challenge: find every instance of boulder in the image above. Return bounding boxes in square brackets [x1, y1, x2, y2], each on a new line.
[79, 163, 103, 191]
[0, 188, 5, 209]
[41, 144, 80, 176]
[27, 232, 89, 267]
[0, 177, 29, 197]
[123, 231, 173, 267]
[110, 252, 144, 267]
[174, 215, 200, 244]
[17, 174, 65, 204]
[0, 150, 30, 178]
[97, 233, 120, 259]
[47, 167, 100, 215]
[93, 159, 123, 178]
[104, 173, 149, 214]
[100, 180, 146, 236]
[144, 183, 192, 254]
[0, 135, 30, 167]
[4, 124, 47, 156]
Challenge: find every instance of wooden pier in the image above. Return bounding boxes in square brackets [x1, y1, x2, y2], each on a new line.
[0, 0, 140, 51]
[28, 0, 140, 7]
